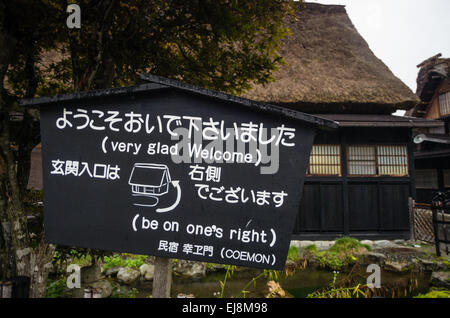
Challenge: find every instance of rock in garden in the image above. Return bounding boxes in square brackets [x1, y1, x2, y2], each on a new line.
[360, 252, 387, 265]
[139, 263, 155, 281]
[373, 240, 392, 249]
[383, 260, 411, 272]
[360, 240, 374, 247]
[104, 266, 121, 278]
[174, 260, 206, 278]
[81, 263, 102, 284]
[297, 241, 314, 249]
[431, 271, 450, 289]
[90, 280, 113, 298]
[315, 241, 335, 251]
[117, 267, 140, 284]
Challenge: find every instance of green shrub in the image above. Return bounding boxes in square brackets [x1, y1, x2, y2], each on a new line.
[72, 254, 93, 267]
[329, 237, 371, 253]
[287, 246, 300, 261]
[46, 276, 67, 298]
[315, 251, 344, 271]
[305, 238, 368, 271]
[103, 253, 148, 270]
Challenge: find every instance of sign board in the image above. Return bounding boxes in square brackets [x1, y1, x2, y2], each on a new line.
[27, 76, 335, 270]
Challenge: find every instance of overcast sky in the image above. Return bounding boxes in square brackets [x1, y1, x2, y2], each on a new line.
[307, 0, 450, 93]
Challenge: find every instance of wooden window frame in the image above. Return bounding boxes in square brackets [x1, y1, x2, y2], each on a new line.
[438, 92, 450, 117]
[347, 144, 409, 177]
[415, 169, 439, 189]
[376, 145, 410, 177]
[307, 144, 342, 177]
[346, 145, 377, 177]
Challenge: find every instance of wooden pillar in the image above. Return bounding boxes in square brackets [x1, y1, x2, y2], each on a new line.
[341, 131, 350, 235]
[152, 257, 172, 298]
[408, 197, 416, 241]
[1, 281, 12, 298]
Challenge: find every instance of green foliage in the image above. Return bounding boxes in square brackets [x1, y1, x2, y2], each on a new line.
[103, 253, 148, 270]
[287, 246, 300, 261]
[111, 286, 139, 298]
[414, 289, 450, 298]
[217, 265, 281, 298]
[308, 270, 370, 298]
[305, 244, 318, 252]
[72, 254, 93, 267]
[329, 237, 371, 253]
[305, 238, 369, 271]
[51, 248, 99, 274]
[307, 283, 369, 298]
[45, 276, 67, 298]
[315, 251, 344, 271]
[2, 0, 295, 95]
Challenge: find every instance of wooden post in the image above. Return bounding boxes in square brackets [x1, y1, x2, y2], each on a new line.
[152, 257, 172, 298]
[84, 287, 92, 298]
[1, 281, 12, 298]
[408, 197, 415, 241]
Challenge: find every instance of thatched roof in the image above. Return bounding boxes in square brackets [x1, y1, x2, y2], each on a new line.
[243, 2, 419, 114]
[408, 53, 450, 117]
[416, 53, 450, 102]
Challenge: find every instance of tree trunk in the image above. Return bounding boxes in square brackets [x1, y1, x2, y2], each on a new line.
[0, 11, 55, 296]
[28, 237, 56, 298]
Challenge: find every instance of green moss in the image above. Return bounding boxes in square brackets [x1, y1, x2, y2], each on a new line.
[329, 237, 371, 253]
[414, 289, 450, 298]
[305, 238, 369, 271]
[440, 259, 450, 270]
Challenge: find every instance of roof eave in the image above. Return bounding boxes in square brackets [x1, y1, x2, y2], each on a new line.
[19, 83, 170, 107]
[139, 73, 339, 130]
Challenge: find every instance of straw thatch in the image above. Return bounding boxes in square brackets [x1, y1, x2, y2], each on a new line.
[416, 54, 450, 101]
[243, 2, 419, 114]
[408, 54, 449, 117]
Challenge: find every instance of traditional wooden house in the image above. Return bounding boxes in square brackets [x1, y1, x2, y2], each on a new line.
[407, 54, 450, 204]
[244, 3, 442, 240]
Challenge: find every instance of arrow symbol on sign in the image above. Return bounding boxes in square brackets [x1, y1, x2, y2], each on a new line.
[156, 180, 181, 213]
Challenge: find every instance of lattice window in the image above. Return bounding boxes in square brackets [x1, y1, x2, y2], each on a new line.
[415, 169, 439, 189]
[377, 145, 409, 176]
[439, 92, 450, 116]
[347, 145, 409, 176]
[347, 145, 376, 176]
[307, 145, 341, 176]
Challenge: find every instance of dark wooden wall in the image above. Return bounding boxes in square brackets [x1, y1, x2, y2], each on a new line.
[415, 156, 450, 204]
[292, 127, 414, 240]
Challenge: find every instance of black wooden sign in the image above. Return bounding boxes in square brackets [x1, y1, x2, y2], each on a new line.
[23, 75, 335, 270]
